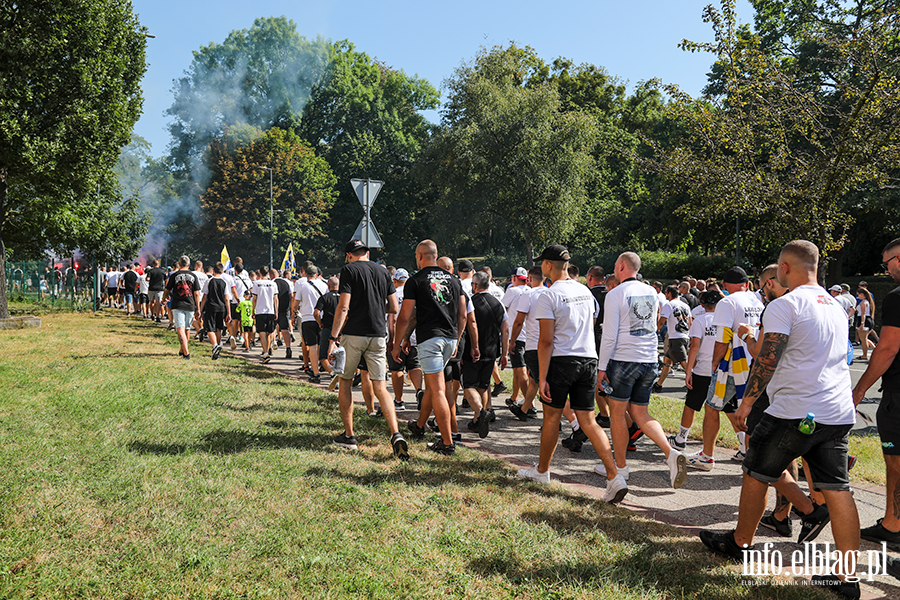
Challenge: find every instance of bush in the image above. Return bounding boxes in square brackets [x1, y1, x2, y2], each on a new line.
[584, 250, 740, 281]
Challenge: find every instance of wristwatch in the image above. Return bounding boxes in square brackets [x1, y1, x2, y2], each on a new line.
[329, 335, 340, 342]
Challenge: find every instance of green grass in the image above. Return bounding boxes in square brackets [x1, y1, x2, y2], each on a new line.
[0, 312, 829, 599]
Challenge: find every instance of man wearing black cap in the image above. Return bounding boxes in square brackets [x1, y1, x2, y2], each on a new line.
[326, 240, 408, 460]
[518, 245, 627, 504]
[457, 259, 475, 298]
[687, 265, 763, 470]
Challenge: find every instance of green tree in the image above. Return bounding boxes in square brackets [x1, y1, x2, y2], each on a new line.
[199, 126, 337, 265]
[0, 0, 147, 317]
[650, 0, 900, 277]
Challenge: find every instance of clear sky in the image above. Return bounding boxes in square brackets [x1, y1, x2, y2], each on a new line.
[132, 0, 756, 157]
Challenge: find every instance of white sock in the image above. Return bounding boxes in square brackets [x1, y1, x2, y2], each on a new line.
[737, 432, 746, 454]
[572, 421, 580, 432]
[677, 425, 690, 444]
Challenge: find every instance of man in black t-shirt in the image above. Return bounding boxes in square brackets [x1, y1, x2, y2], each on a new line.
[315, 276, 341, 378]
[461, 272, 509, 439]
[146, 260, 167, 322]
[855, 237, 900, 550]
[199, 262, 233, 360]
[394, 240, 476, 456]
[327, 239, 407, 460]
[163, 256, 201, 359]
[122, 264, 139, 316]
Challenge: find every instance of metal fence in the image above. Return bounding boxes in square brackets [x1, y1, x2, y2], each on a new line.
[7, 260, 98, 311]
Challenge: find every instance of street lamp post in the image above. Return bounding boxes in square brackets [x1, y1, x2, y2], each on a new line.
[256, 166, 274, 267]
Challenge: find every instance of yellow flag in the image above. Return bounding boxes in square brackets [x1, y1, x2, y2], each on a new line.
[221, 245, 231, 270]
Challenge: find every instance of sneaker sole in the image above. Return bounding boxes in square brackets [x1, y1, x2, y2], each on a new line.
[759, 518, 792, 538]
[333, 441, 358, 450]
[392, 438, 409, 461]
[478, 415, 490, 439]
[860, 533, 900, 551]
[606, 487, 628, 505]
[671, 453, 687, 489]
[798, 515, 831, 544]
[688, 459, 714, 471]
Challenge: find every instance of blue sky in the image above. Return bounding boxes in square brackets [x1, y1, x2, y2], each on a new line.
[132, 0, 755, 157]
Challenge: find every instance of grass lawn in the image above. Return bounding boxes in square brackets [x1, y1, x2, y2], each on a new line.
[0, 312, 829, 599]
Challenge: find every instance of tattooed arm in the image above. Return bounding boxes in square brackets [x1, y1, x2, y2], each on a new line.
[733, 332, 789, 431]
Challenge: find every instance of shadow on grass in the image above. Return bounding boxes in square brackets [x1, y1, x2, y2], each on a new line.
[129, 426, 335, 456]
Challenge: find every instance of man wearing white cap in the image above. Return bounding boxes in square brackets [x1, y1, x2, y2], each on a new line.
[387, 268, 424, 410]
[502, 267, 531, 408]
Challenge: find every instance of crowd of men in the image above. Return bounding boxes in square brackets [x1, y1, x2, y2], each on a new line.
[100, 235, 900, 599]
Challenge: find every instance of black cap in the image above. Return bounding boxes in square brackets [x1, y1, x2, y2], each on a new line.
[723, 266, 749, 284]
[458, 259, 474, 273]
[699, 290, 723, 305]
[344, 239, 368, 254]
[533, 244, 571, 263]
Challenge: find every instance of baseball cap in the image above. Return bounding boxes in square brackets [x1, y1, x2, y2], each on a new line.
[841, 283, 850, 292]
[344, 239, 368, 254]
[393, 268, 409, 281]
[828, 285, 842, 292]
[458, 259, 474, 273]
[513, 267, 527, 280]
[306, 265, 319, 275]
[723, 266, 749, 284]
[699, 290, 723, 305]
[533, 244, 571, 263]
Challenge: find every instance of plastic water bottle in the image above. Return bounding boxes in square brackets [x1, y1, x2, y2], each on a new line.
[798, 413, 816, 435]
[331, 346, 346, 375]
[601, 380, 614, 395]
[847, 340, 854, 365]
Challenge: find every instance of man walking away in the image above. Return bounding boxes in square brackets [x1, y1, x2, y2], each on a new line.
[162, 256, 200, 359]
[199, 262, 233, 360]
[274, 269, 295, 360]
[252, 268, 279, 364]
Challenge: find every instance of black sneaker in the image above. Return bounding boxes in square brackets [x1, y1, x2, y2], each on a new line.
[651, 382, 662, 393]
[509, 404, 528, 421]
[524, 408, 537, 419]
[487, 408, 496, 423]
[595, 414, 611, 428]
[212, 345, 221, 360]
[394, 399, 405, 411]
[352, 373, 362, 388]
[285, 348, 292, 359]
[759, 512, 792, 537]
[407, 419, 426, 439]
[467, 419, 479, 433]
[505, 397, 517, 407]
[798, 503, 831, 543]
[491, 381, 507, 397]
[451, 432, 462, 443]
[333, 433, 358, 450]
[477, 410, 490, 438]
[666, 434, 686, 451]
[810, 574, 860, 599]
[415, 388, 424, 411]
[181, 353, 191, 360]
[308, 374, 321, 384]
[391, 432, 409, 461]
[426, 417, 440, 433]
[304, 367, 314, 376]
[562, 428, 587, 453]
[860, 518, 900, 550]
[628, 424, 644, 444]
[887, 555, 900, 581]
[427, 439, 455, 456]
[699, 530, 749, 562]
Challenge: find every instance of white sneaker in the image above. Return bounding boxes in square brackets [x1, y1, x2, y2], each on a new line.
[686, 451, 715, 471]
[593, 463, 629, 480]
[604, 473, 629, 504]
[230, 337, 237, 350]
[516, 464, 550, 484]
[667, 449, 687, 489]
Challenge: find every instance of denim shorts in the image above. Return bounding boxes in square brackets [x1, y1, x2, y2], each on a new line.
[606, 359, 658, 406]
[742, 412, 852, 490]
[417, 336, 457, 375]
[172, 308, 194, 329]
[124, 292, 135, 304]
[543, 356, 598, 411]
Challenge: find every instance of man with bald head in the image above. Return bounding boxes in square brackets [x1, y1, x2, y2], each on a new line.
[701, 241, 859, 595]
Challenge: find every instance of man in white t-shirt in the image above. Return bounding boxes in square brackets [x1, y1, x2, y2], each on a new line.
[509, 266, 545, 421]
[689, 266, 763, 469]
[502, 267, 530, 407]
[700, 241, 860, 596]
[516, 245, 627, 504]
[457, 259, 475, 298]
[653, 285, 692, 392]
[252, 268, 279, 363]
[596, 252, 687, 489]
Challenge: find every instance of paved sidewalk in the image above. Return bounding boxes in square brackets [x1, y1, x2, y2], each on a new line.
[141, 311, 898, 599]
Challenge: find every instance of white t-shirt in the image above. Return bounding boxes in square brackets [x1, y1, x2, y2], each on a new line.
[294, 277, 327, 322]
[106, 271, 120, 287]
[487, 282, 504, 301]
[691, 304, 707, 318]
[534, 279, 597, 359]
[502, 284, 530, 343]
[712, 289, 764, 367]
[597, 279, 659, 370]
[193, 270, 209, 292]
[252, 278, 278, 315]
[138, 274, 149, 295]
[460, 277, 473, 298]
[689, 311, 717, 377]
[661, 298, 691, 340]
[833, 293, 855, 318]
[518, 286, 547, 352]
[220, 273, 237, 304]
[762, 285, 855, 425]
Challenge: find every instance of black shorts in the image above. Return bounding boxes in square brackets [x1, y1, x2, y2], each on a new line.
[666, 337, 690, 363]
[204, 310, 227, 333]
[230, 304, 240, 321]
[509, 341, 526, 369]
[277, 311, 290, 330]
[107, 287, 117, 296]
[524, 349, 539, 382]
[319, 328, 332, 362]
[877, 389, 900, 456]
[243, 325, 254, 333]
[462, 359, 495, 390]
[444, 359, 461, 382]
[742, 413, 852, 491]
[685, 374, 712, 411]
[542, 356, 597, 411]
[746, 391, 770, 437]
[301, 321, 320, 346]
[138, 293, 148, 304]
[388, 346, 421, 372]
[255, 314, 276, 333]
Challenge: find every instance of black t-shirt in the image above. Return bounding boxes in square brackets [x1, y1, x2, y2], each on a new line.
[146, 267, 167, 291]
[404, 265, 464, 343]
[165, 270, 199, 312]
[123, 270, 139, 291]
[338, 260, 395, 337]
[882, 286, 900, 391]
[204, 277, 229, 313]
[464, 292, 506, 362]
[315, 290, 340, 330]
[275, 278, 292, 315]
[589, 284, 607, 334]
[681, 292, 700, 310]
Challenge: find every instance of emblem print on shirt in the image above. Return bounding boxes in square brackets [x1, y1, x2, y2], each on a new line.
[628, 295, 657, 337]
[430, 276, 451, 304]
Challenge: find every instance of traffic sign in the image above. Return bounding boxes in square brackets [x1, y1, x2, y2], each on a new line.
[349, 178, 384, 248]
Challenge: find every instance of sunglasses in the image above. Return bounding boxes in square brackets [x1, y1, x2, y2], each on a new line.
[882, 255, 900, 272]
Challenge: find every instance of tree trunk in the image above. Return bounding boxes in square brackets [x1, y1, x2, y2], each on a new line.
[0, 166, 9, 319]
[524, 231, 534, 269]
[826, 246, 845, 287]
[483, 226, 492, 255]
